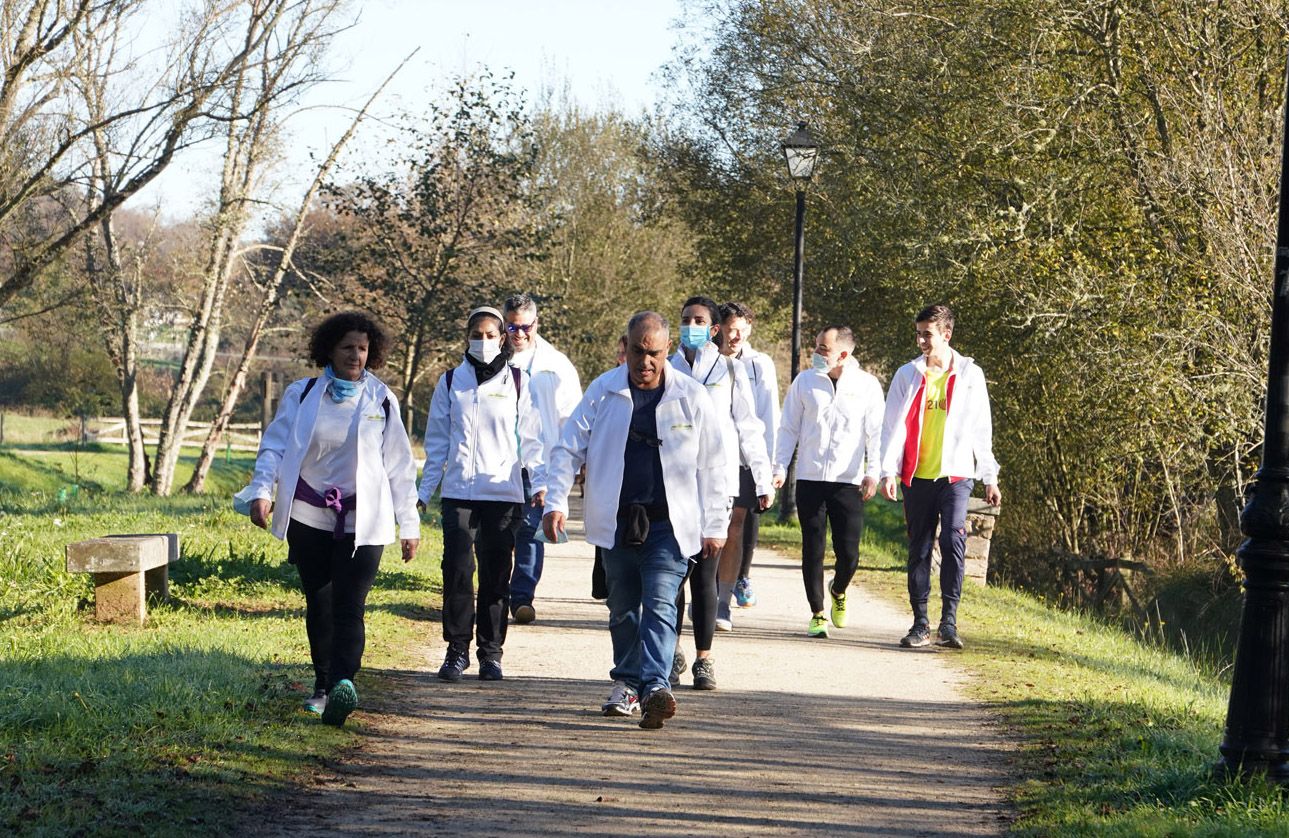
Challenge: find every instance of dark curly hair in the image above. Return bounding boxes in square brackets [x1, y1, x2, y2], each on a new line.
[308, 311, 389, 370]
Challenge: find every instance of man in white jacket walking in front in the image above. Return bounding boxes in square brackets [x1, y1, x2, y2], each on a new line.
[880, 304, 1001, 650]
[774, 325, 884, 639]
[543, 311, 728, 730]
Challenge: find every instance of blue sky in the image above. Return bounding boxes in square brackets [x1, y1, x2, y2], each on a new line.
[139, 0, 691, 219]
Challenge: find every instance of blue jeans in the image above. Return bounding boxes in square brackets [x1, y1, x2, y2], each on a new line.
[603, 519, 687, 695]
[510, 470, 544, 609]
[903, 477, 974, 627]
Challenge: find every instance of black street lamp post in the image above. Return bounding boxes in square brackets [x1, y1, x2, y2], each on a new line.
[778, 121, 819, 524]
[1218, 56, 1289, 783]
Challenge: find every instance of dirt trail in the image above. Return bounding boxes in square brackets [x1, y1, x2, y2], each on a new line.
[258, 512, 1013, 836]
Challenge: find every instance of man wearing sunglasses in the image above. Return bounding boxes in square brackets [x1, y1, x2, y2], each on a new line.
[504, 293, 583, 625]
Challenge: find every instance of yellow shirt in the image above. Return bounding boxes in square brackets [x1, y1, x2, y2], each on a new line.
[914, 369, 949, 479]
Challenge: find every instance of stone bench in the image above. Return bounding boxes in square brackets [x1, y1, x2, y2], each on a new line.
[930, 498, 1000, 586]
[65, 534, 180, 625]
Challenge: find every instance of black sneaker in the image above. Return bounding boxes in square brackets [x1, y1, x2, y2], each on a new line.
[639, 688, 677, 730]
[669, 649, 687, 688]
[935, 624, 965, 649]
[900, 625, 931, 648]
[437, 647, 469, 681]
[691, 657, 717, 691]
[478, 659, 503, 681]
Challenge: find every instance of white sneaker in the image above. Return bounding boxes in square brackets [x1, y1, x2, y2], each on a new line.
[302, 689, 327, 715]
[715, 598, 734, 631]
[601, 681, 639, 716]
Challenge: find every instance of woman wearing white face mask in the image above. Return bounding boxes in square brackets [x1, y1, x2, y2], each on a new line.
[418, 306, 547, 682]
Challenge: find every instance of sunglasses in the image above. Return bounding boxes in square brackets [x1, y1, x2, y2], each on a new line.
[505, 321, 537, 334]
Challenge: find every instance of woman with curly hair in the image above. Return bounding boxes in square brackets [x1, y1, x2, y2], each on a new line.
[236, 311, 421, 726]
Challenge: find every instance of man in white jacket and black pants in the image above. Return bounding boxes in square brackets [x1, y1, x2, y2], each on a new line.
[880, 304, 1001, 650]
[420, 306, 547, 683]
[774, 325, 884, 639]
[543, 311, 728, 730]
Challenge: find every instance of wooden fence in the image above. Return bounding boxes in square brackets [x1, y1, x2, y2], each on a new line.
[91, 418, 263, 452]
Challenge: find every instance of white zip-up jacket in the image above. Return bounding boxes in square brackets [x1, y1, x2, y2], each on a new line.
[879, 349, 999, 486]
[669, 343, 772, 498]
[775, 360, 885, 485]
[544, 365, 729, 557]
[509, 334, 582, 460]
[238, 373, 420, 546]
[418, 360, 546, 504]
[737, 343, 780, 466]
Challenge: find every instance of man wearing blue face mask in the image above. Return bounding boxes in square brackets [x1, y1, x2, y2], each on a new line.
[773, 326, 884, 638]
[419, 305, 547, 683]
[667, 295, 772, 690]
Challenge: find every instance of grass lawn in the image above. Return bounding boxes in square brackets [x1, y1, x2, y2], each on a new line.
[0, 446, 442, 836]
[764, 497, 1287, 835]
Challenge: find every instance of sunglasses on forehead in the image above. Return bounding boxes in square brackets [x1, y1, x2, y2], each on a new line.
[505, 321, 536, 334]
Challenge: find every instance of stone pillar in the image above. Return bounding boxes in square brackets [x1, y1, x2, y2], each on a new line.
[929, 498, 1000, 586]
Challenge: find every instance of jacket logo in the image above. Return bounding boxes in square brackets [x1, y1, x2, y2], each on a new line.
[487, 393, 509, 399]
[671, 423, 693, 431]
[365, 413, 384, 421]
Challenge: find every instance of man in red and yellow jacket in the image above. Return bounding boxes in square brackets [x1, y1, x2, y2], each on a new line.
[880, 305, 1001, 650]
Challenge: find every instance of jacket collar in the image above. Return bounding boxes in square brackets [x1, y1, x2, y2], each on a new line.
[911, 348, 971, 376]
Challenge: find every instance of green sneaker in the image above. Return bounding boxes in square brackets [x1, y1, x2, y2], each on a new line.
[808, 614, 830, 638]
[830, 587, 848, 629]
[321, 679, 357, 726]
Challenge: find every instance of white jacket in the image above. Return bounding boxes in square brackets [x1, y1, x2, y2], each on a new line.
[239, 374, 420, 546]
[669, 343, 772, 497]
[737, 343, 780, 466]
[544, 365, 729, 557]
[509, 334, 582, 460]
[418, 360, 547, 504]
[775, 360, 885, 485]
[879, 349, 999, 486]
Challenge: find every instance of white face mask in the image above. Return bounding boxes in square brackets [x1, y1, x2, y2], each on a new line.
[468, 338, 502, 364]
[811, 351, 832, 371]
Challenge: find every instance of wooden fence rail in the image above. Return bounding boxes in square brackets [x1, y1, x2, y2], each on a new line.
[91, 418, 263, 452]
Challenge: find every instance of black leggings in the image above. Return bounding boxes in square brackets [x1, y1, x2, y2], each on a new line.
[440, 498, 522, 662]
[287, 520, 384, 692]
[739, 510, 759, 577]
[675, 554, 717, 652]
[797, 479, 865, 614]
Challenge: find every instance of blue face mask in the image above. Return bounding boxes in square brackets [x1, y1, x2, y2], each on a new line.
[324, 365, 363, 402]
[810, 352, 832, 372]
[680, 324, 710, 350]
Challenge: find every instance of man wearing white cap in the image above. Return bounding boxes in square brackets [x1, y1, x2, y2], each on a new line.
[419, 305, 546, 682]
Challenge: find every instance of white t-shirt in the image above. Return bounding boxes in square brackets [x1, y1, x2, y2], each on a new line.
[291, 394, 359, 533]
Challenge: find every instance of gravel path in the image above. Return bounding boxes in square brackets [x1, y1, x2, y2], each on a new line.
[258, 513, 1013, 836]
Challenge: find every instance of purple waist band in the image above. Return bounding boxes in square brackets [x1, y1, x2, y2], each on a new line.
[293, 478, 356, 539]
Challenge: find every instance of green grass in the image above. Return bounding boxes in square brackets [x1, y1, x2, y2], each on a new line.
[766, 497, 1287, 835]
[0, 448, 442, 836]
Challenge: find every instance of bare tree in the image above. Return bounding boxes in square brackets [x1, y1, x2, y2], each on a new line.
[182, 51, 412, 494]
[148, 0, 348, 495]
[0, 0, 303, 314]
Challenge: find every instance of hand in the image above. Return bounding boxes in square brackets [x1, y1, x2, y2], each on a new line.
[984, 483, 1002, 507]
[860, 477, 877, 502]
[416, 500, 426, 513]
[250, 498, 271, 529]
[543, 510, 566, 542]
[757, 492, 773, 511]
[400, 538, 419, 563]
[530, 489, 546, 508]
[772, 474, 785, 490]
[881, 477, 899, 502]
[700, 538, 725, 561]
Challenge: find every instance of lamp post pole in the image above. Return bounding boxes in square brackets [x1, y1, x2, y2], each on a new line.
[778, 121, 819, 525]
[1217, 53, 1289, 783]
